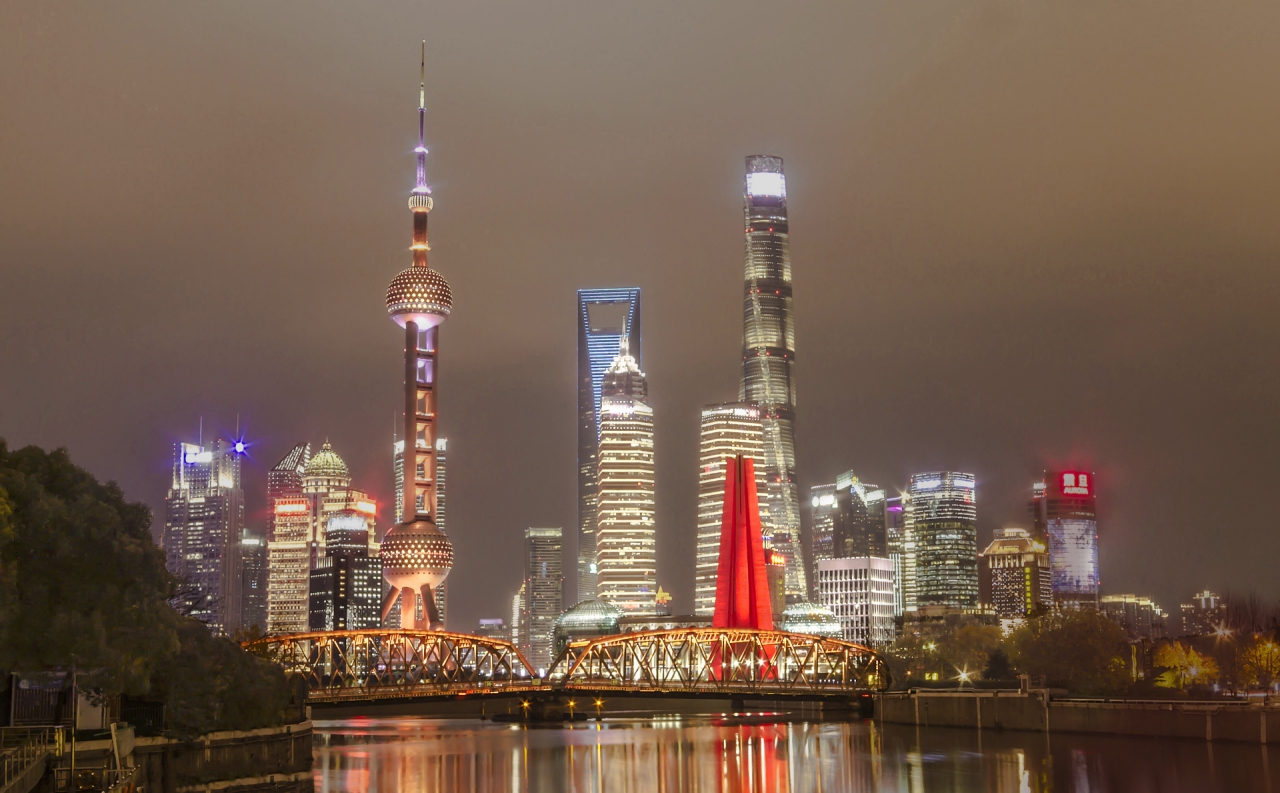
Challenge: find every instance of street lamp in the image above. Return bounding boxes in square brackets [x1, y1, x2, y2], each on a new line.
[594, 699, 604, 720]
[567, 700, 577, 720]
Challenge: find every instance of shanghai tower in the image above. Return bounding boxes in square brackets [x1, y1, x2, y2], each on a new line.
[739, 155, 805, 601]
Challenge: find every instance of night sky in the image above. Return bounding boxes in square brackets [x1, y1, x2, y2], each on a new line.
[4, 2, 1280, 628]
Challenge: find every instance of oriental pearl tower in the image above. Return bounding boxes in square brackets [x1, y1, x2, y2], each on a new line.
[380, 44, 454, 631]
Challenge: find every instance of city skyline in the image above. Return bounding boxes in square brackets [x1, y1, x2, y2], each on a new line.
[5, 3, 1280, 632]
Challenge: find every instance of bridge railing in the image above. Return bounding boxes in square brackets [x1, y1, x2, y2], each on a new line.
[547, 628, 886, 694]
[245, 630, 539, 702]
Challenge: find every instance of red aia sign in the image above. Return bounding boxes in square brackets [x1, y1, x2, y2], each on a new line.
[1060, 472, 1092, 496]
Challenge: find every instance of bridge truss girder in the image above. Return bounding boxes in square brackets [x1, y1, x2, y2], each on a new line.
[547, 628, 886, 694]
[245, 629, 538, 703]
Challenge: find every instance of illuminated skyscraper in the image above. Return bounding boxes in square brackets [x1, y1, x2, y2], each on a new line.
[163, 439, 246, 635]
[394, 436, 448, 625]
[816, 557, 895, 646]
[694, 402, 764, 616]
[308, 509, 383, 631]
[1030, 471, 1099, 607]
[739, 155, 804, 601]
[886, 495, 906, 617]
[980, 527, 1051, 620]
[810, 474, 887, 595]
[595, 340, 656, 614]
[379, 45, 455, 632]
[239, 530, 267, 632]
[909, 471, 978, 609]
[268, 441, 379, 634]
[522, 527, 563, 672]
[577, 288, 641, 603]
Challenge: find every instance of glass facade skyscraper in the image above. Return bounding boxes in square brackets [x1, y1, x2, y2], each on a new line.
[739, 155, 804, 601]
[163, 439, 245, 635]
[908, 471, 978, 609]
[522, 527, 563, 673]
[1030, 471, 1099, 607]
[577, 288, 641, 603]
[595, 340, 656, 614]
[694, 402, 765, 616]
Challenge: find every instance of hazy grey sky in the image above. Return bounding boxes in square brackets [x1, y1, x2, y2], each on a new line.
[3, 1, 1280, 627]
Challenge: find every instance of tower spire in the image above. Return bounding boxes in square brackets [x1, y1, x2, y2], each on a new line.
[408, 40, 433, 267]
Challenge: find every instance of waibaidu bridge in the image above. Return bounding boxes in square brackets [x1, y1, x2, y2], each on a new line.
[248, 458, 886, 718]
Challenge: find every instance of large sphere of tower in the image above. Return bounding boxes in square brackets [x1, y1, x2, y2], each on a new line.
[386, 265, 452, 330]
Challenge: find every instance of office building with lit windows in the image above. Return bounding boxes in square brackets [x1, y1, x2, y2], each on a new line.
[308, 509, 383, 631]
[1030, 471, 1099, 607]
[163, 439, 246, 635]
[886, 495, 906, 617]
[980, 527, 1051, 621]
[739, 155, 804, 602]
[909, 471, 978, 609]
[1179, 590, 1226, 637]
[809, 483, 837, 569]
[816, 556, 895, 646]
[810, 473, 886, 595]
[522, 528, 563, 672]
[267, 441, 379, 634]
[694, 402, 765, 615]
[1100, 594, 1166, 640]
[595, 340, 656, 614]
[239, 531, 268, 632]
[577, 288, 641, 603]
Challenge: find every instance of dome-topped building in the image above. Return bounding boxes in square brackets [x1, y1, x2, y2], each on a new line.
[380, 44, 454, 632]
[303, 441, 351, 493]
[553, 599, 623, 654]
[778, 602, 842, 639]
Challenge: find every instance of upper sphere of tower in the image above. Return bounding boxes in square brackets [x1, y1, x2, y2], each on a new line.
[387, 266, 452, 329]
[304, 441, 350, 481]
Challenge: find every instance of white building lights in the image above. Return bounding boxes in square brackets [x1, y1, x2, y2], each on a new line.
[694, 402, 766, 616]
[595, 340, 657, 615]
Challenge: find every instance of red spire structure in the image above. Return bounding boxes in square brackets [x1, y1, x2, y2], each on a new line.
[712, 455, 774, 630]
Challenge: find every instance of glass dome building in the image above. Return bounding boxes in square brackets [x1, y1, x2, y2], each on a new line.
[553, 599, 623, 655]
[777, 602, 843, 639]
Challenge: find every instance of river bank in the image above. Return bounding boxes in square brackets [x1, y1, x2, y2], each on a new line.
[877, 689, 1280, 743]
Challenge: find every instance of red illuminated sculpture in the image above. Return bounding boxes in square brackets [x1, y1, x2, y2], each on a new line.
[711, 455, 774, 630]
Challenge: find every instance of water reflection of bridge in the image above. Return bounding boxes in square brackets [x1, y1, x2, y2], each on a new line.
[248, 628, 884, 707]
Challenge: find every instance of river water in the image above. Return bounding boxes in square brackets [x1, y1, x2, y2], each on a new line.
[312, 715, 1280, 792]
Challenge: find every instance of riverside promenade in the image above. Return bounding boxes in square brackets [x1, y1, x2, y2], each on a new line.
[877, 689, 1280, 743]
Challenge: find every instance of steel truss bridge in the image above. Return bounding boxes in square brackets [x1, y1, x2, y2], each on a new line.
[247, 628, 885, 705]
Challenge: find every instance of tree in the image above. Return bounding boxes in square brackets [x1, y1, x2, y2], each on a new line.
[0, 441, 178, 695]
[1007, 609, 1131, 695]
[1153, 641, 1219, 689]
[941, 624, 1004, 680]
[984, 647, 1013, 680]
[1239, 635, 1280, 690]
[0, 440, 293, 735]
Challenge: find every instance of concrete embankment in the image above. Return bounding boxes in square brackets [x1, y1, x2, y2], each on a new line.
[49, 722, 313, 793]
[877, 690, 1280, 743]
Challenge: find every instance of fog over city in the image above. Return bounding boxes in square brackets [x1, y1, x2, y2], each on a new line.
[4, 0, 1280, 630]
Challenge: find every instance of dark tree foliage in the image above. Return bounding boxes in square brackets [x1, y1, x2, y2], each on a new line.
[983, 646, 1013, 680]
[0, 440, 178, 694]
[0, 441, 292, 735]
[149, 616, 292, 738]
[1008, 608, 1131, 695]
